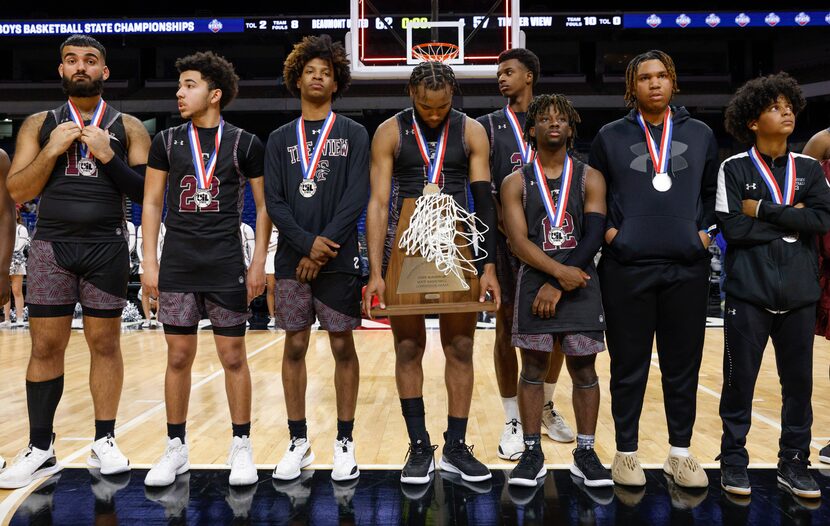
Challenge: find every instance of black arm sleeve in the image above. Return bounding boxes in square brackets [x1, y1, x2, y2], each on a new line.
[563, 213, 605, 269]
[471, 180, 496, 264]
[101, 155, 145, 202]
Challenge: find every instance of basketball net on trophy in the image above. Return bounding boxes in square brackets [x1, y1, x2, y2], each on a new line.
[371, 39, 496, 317]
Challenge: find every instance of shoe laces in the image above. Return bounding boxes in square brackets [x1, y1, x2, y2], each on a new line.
[404, 442, 437, 466]
[517, 444, 543, 470]
[506, 419, 520, 434]
[574, 448, 602, 471]
[13, 445, 39, 466]
[287, 437, 308, 454]
[334, 438, 352, 460]
[446, 440, 477, 460]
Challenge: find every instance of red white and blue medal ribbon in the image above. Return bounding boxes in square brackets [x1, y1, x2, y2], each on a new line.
[636, 109, 673, 191]
[187, 118, 223, 191]
[748, 146, 795, 205]
[533, 155, 573, 246]
[295, 112, 336, 198]
[503, 105, 533, 165]
[67, 98, 107, 159]
[412, 109, 449, 191]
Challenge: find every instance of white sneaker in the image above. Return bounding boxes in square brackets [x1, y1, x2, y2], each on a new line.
[88, 468, 131, 504]
[498, 419, 525, 461]
[145, 437, 190, 487]
[228, 436, 258, 486]
[267, 317, 276, 329]
[273, 437, 315, 480]
[87, 435, 130, 475]
[0, 454, 5, 472]
[0, 321, 10, 329]
[542, 402, 575, 443]
[0, 442, 62, 489]
[144, 471, 190, 518]
[331, 438, 360, 481]
[141, 320, 150, 329]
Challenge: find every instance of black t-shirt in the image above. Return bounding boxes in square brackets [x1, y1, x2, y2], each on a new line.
[264, 114, 370, 278]
[34, 102, 129, 243]
[148, 121, 264, 292]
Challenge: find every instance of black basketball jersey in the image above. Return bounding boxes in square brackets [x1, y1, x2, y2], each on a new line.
[264, 114, 370, 278]
[477, 107, 528, 201]
[34, 102, 129, 243]
[392, 108, 470, 206]
[148, 120, 264, 292]
[514, 158, 606, 334]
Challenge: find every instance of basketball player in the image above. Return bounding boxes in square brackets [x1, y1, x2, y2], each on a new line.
[364, 61, 500, 484]
[141, 51, 269, 487]
[0, 34, 150, 488]
[501, 94, 611, 487]
[2, 206, 29, 329]
[717, 73, 830, 498]
[265, 225, 279, 328]
[590, 50, 717, 488]
[0, 148, 13, 468]
[265, 35, 368, 482]
[477, 48, 574, 461]
[803, 124, 830, 465]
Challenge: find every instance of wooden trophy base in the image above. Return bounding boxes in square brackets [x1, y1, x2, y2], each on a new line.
[371, 197, 496, 317]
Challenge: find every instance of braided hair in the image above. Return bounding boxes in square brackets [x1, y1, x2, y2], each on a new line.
[407, 61, 460, 95]
[523, 94, 581, 151]
[624, 50, 679, 108]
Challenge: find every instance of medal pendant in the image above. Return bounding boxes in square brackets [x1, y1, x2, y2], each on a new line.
[77, 158, 97, 176]
[194, 188, 213, 209]
[423, 183, 440, 196]
[299, 179, 317, 198]
[653, 172, 672, 192]
[549, 227, 566, 247]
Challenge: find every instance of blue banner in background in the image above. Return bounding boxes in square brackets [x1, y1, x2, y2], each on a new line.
[624, 11, 830, 29]
[0, 18, 245, 36]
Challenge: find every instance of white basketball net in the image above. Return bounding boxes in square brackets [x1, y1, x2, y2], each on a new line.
[398, 193, 489, 289]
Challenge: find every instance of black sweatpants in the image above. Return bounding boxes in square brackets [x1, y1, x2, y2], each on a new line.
[598, 256, 709, 451]
[719, 296, 815, 467]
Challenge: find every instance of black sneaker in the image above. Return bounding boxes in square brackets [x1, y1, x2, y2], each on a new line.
[570, 448, 613, 487]
[508, 442, 545, 487]
[401, 441, 437, 485]
[720, 464, 751, 496]
[819, 443, 830, 465]
[439, 437, 491, 483]
[777, 451, 821, 499]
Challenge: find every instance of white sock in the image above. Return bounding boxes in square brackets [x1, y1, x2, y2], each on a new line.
[617, 450, 637, 456]
[670, 446, 690, 458]
[544, 382, 556, 404]
[501, 396, 520, 423]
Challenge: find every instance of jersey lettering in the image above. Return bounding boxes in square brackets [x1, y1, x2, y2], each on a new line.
[178, 174, 220, 213]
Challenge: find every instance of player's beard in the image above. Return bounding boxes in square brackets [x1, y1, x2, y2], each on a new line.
[61, 75, 104, 97]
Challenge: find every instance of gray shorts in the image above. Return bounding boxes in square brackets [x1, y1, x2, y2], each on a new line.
[512, 330, 605, 355]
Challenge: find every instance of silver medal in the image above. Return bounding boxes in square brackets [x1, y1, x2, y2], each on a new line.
[549, 227, 566, 247]
[299, 179, 317, 198]
[77, 158, 96, 176]
[194, 188, 213, 209]
[652, 172, 672, 192]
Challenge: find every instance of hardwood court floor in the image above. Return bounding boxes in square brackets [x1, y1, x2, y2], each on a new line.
[0, 324, 829, 477]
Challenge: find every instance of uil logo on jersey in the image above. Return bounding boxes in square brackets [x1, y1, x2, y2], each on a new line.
[541, 213, 577, 251]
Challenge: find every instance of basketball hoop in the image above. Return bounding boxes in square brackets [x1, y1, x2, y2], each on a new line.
[411, 42, 460, 64]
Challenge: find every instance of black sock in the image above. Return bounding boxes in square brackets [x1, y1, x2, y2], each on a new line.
[288, 419, 307, 440]
[232, 422, 251, 438]
[523, 433, 542, 447]
[27, 375, 64, 450]
[167, 422, 186, 443]
[400, 397, 430, 446]
[337, 419, 354, 441]
[95, 419, 116, 441]
[445, 416, 468, 444]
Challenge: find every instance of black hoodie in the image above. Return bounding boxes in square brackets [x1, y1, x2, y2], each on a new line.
[589, 106, 719, 265]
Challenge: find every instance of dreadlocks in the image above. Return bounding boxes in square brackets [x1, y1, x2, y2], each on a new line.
[624, 50, 679, 108]
[523, 94, 581, 150]
[407, 61, 461, 95]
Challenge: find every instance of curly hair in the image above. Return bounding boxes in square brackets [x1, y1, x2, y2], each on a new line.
[523, 94, 581, 151]
[60, 34, 106, 61]
[498, 48, 540, 85]
[283, 34, 351, 100]
[624, 50, 679, 108]
[724, 72, 806, 145]
[175, 51, 239, 109]
[408, 61, 460, 95]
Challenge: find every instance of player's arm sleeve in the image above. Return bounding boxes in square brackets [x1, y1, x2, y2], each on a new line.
[319, 124, 370, 243]
[562, 213, 605, 269]
[755, 162, 830, 234]
[264, 132, 317, 256]
[101, 155, 146, 203]
[715, 159, 790, 245]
